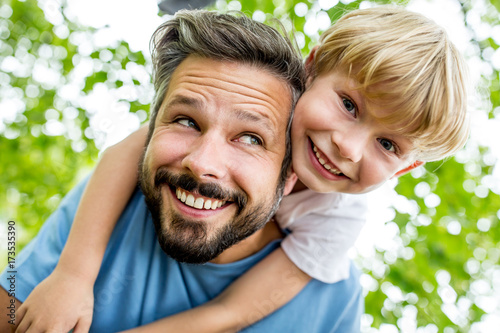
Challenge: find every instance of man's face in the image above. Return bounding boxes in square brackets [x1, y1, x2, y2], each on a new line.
[140, 55, 292, 263]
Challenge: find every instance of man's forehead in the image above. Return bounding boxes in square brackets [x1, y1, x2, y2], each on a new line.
[163, 56, 292, 127]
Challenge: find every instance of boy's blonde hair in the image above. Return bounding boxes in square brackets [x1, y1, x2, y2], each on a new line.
[313, 6, 469, 162]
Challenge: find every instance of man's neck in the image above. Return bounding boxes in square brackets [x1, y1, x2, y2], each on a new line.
[210, 219, 284, 264]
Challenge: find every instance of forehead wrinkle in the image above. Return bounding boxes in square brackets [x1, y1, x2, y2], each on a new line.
[182, 72, 290, 120]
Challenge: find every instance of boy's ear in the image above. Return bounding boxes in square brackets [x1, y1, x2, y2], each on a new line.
[283, 172, 298, 196]
[305, 46, 318, 78]
[393, 161, 425, 178]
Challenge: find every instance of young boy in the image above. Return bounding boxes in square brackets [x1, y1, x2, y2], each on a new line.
[15, 6, 469, 332]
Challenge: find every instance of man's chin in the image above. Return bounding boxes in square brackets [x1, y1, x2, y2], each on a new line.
[152, 212, 232, 263]
[158, 236, 224, 264]
[140, 169, 280, 264]
[156, 223, 231, 264]
[151, 198, 276, 263]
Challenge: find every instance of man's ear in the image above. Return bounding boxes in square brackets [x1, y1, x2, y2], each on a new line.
[305, 46, 318, 78]
[283, 172, 298, 196]
[393, 161, 425, 178]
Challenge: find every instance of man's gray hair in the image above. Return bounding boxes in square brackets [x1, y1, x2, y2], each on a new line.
[148, 10, 305, 185]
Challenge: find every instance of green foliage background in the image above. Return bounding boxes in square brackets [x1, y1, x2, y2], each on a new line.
[1, 0, 499, 331]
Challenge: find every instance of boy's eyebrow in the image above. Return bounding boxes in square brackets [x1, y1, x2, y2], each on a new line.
[354, 93, 366, 113]
[340, 76, 367, 112]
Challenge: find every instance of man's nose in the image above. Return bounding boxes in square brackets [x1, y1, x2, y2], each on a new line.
[182, 133, 228, 180]
[332, 128, 366, 163]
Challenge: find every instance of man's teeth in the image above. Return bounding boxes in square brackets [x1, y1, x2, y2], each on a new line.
[313, 145, 343, 175]
[176, 188, 225, 210]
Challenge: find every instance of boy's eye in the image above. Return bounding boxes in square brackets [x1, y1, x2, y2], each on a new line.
[342, 97, 356, 116]
[176, 118, 199, 130]
[378, 138, 395, 152]
[236, 134, 262, 146]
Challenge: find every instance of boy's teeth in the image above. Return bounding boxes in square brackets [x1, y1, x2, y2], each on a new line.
[175, 188, 226, 210]
[312, 143, 343, 176]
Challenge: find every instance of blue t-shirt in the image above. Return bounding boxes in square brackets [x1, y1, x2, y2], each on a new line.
[1, 177, 363, 332]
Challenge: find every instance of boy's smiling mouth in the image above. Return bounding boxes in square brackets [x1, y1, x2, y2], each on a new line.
[310, 139, 346, 177]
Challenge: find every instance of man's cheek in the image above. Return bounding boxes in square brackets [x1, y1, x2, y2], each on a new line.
[153, 134, 192, 163]
[141, 150, 155, 179]
[144, 141, 172, 170]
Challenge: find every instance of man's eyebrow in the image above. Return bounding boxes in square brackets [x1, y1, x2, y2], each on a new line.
[164, 96, 277, 137]
[234, 109, 274, 134]
[165, 95, 203, 109]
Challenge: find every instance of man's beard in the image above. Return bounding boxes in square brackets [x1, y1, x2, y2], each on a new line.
[139, 166, 285, 264]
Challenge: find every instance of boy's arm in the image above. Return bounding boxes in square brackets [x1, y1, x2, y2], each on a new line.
[15, 125, 149, 333]
[122, 247, 311, 333]
[57, 124, 148, 282]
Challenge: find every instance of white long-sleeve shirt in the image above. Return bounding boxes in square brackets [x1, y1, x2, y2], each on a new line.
[276, 189, 367, 283]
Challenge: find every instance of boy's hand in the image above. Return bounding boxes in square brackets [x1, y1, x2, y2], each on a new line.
[15, 268, 94, 333]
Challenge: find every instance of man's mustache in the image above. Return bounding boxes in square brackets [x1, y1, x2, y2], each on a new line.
[154, 168, 247, 213]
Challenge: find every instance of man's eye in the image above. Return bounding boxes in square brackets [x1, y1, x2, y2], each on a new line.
[236, 134, 262, 146]
[342, 97, 356, 116]
[378, 138, 395, 152]
[176, 118, 198, 130]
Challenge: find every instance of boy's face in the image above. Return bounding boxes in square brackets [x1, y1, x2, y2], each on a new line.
[292, 69, 418, 194]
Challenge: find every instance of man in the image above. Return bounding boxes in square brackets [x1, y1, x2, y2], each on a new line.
[1, 11, 362, 331]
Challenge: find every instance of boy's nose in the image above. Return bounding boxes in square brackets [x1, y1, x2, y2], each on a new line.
[332, 130, 365, 163]
[182, 134, 228, 180]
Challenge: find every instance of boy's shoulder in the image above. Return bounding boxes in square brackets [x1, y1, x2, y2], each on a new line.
[277, 189, 367, 227]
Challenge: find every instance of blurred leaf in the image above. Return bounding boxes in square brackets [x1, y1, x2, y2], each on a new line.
[1, 0, 499, 332]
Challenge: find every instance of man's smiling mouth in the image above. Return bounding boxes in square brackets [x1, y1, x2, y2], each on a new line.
[176, 188, 227, 210]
